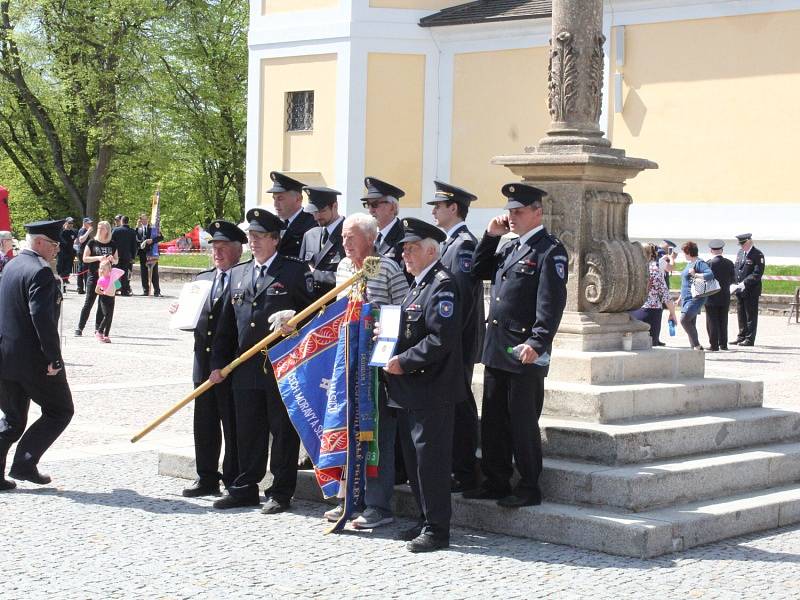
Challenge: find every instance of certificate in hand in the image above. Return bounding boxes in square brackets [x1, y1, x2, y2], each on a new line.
[369, 304, 402, 367]
[170, 279, 213, 330]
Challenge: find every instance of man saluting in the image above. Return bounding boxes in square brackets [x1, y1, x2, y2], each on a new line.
[0, 220, 75, 490]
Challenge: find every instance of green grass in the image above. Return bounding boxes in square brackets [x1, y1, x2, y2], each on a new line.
[670, 263, 800, 295]
[157, 253, 213, 268]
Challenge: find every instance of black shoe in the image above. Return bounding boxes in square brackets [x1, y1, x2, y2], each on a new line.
[153, 292, 162, 297]
[121, 292, 133, 297]
[462, 486, 510, 500]
[182, 480, 221, 498]
[497, 493, 542, 508]
[298, 456, 313, 470]
[708, 347, 719, 352]
[9, 466, 51, 485]
[0, 478, 16, 491]
[450, 477, 479, 494]
[653, 341, 666, 347]
[406, 532, 449, 553]
[730, 339, 744, 345]
[77, 289, 85, 295]
[399, 523, 424, 541]
[720, 346, 729, 351]
[739, 340, 754, 347]
[212, 494, 260, 510]
[141, 291, 150, 296]
[74, 329, 82, 337]
[261, 497, 290, 515]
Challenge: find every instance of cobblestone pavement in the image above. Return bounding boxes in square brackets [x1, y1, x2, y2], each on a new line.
[1, 282, 799, 599]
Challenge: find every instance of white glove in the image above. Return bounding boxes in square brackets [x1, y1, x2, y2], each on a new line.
[268, 309, 296, 332]
[736, 283, 745, 292]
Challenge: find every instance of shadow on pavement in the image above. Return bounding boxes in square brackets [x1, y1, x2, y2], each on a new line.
[12, 486, 214, 514]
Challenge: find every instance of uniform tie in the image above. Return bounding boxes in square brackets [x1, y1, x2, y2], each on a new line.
[253, 264, 266, 293]
[321, 228, 329, 247]
[212, 271, 226, 304]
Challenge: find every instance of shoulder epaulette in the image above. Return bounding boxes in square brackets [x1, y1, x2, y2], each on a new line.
[282, 255, 304, 263]
[198, 267, 215, 275]
[435, 269, 450, 282]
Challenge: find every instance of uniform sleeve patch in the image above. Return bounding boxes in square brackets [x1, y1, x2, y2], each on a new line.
[555, 263, 566, 280]
[305, 273, 315, 294]
[438, 300, 454, 318]
[459, 256, 473, 273]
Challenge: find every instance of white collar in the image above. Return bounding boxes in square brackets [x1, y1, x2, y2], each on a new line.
[285, 207, 303, 225]
[516, 224, 544, 247]
[253, 253, 278, 272]
[379, 218, 398, 240]
[445, 222, 466, 240]
[414, 261, 437, 286]
[326, 216, 344, 236]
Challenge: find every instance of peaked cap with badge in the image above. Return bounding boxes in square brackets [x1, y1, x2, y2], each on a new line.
[708, 239, 725, 250]
[502, 183, 546, 210]
[427, 181, 477, 207]
[245, 208, 284, 234]
[302, 186, 341, 213]
[736, 233, 753, 244]
[25, 219, 67, 243]
[209, 219, 248, 244]
[399, 218, 446, 244]
[266, 171, 305, 194]
[362, 177, 405, 203]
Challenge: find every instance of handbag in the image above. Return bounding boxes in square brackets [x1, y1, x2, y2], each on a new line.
[691, 260, 721, 298]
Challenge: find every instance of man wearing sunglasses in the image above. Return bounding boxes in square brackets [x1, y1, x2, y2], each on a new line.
[361, 177, 406, 269]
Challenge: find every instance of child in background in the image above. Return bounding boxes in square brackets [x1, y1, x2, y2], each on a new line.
[94, 257, 118, 342]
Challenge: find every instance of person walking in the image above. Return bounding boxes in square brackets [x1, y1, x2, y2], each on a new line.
[631, 243, 678, 347]
[75, 221, 118, 339]
[678, 241, 715, 351]
[74, 217, 93, 294]
[0, 220, 74, 490]
[56, 217, 77, 291]
[111, 215, 137, 296]
[705, 239, 736, 351]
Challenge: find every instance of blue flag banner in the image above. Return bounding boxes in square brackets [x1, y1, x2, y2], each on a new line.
[268, 296, 375, 528]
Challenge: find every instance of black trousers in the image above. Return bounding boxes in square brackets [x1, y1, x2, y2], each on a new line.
[78, 274, 104, 332]
[56, 252, 74, 279]
[480, 366, 545, 496]
[193, 379, 238, 489]
[76, 258, 87, 292]
[630, 307, 664, 344]
[452, 362, 479, 487]
[228, 388, 299, 503]
[736, 293, 759, 343]
[0, 374, 74, 474]
[96, 295, 115, 336]
[138, 254, 160, 294]
[397, 405, 454, 538]
[117, 258, 133, 294]
[705, 304, 730, 350]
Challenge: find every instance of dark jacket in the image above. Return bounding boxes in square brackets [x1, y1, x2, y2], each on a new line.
[735, 245, 765, 298]
[112, 225, 138, 262]
[136, 224, 164, 259]
[211, 255, 314, 390]
[439, 223, 484, 366]
[705, 255, 736, 308]
[192, 268, 230, 383]
[298, 219, 345, 298]
[375, 218, 405, 268]
[278, 211, 317, 259]
[0, 249, 64, 377]
[472, 227, 568, 376]
[385, 261, 464, 411]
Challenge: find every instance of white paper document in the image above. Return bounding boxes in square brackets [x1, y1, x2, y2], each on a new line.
[369, 304, 402, 367]
[170, 279, 213, 330]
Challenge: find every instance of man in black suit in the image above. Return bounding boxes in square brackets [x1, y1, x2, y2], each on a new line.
[732, 233, 765, 347]
[173, 220, 246, 497]
[209, 208, 315, 513]
[465, 183, 568, 508]
[298, 186, 345, 298]
[428, 180, 483, 493]
[384, 218, 464, 552]
[266, 171, 316, 259]
[56, 217, 78, 290]
[112, 215, 138, 296]
[0, 219, 74, 490]
[75, 217, 93, 294]
[705, 239, 736, 352]
[136, 213, 164, 296]
[362, 177, 406, 269]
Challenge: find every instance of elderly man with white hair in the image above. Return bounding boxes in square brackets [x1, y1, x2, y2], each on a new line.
[0, 230, 15, 278]
[321, 212, 409, 530]
[361, 177, 406, 269]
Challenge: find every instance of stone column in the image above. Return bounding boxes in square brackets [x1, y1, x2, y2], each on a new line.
[493, 0, 657, 351]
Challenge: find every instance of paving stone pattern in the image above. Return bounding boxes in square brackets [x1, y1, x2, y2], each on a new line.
[1, 283, 799, 598]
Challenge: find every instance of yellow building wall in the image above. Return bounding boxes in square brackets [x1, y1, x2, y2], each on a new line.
[258, 54, 337, 205]
[369, 1, 464, 9]
[364, 53, 426, 208]
[610, 10, 800, 204]
[451, 48, 551, 208]
[262, 0, 337, 15]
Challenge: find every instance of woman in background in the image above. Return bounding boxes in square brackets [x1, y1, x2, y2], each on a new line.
[75, 220, 118, 339]
[631, 243, 677, 346]
[678, 241, 714, 351]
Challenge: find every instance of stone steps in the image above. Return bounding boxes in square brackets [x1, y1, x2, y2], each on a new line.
[546, 347, 705, 384]
[156, 446, 800, 558]
[541, 441, 800, 512]
[541, 407, 800, 464]
[543, 377, 763, 423]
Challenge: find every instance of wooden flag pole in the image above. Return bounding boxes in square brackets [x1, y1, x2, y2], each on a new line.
[130, 256, 380, 443]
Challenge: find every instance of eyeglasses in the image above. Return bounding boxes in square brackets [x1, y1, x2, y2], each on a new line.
[362, 200, 389, 209]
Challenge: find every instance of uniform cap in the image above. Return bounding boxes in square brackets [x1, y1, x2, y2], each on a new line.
[399, 217, 446, 244]
[266, 171, 305, 194]
[426, 180, 477, 206]
[24, 219, 66, 242]
[82, 217, 93, 224]
[302, 186, 341, 213]
[114, 214, 123, 220]
[209, 220, 248, 244]
[64, 217, 74, 224]
[502, 183, 546, 209]
[736, 233, 752, 243]
[708, 239, 725, 250]
[663, 239, 677, 249]
[361, 177, 405, 202]
[0, 230, 12, 241]
[245, 208, 284, 234]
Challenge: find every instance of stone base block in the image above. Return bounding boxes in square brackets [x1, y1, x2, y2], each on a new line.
[541, 441, 800, 512]
[547, 347, 705, 384]
[554, 312, 652, 352]
[542, 407, 800, 464]
[543, 378, 763, 423]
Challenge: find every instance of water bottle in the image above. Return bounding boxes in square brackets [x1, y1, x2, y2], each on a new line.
[507, 345, 551, 366]
[668, 319, 676, 337]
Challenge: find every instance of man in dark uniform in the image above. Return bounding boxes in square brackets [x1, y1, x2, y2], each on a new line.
[384, 218, 463, 552]
[173, 220, 246, 497]
[209, 208, 315, 513]
[56, 217, 78, 291]
[0, 219, 74, 490]
[75, 217, 93, 294]
[112, 215, 138, 296]
[428, 180, 483, 493]
[266, 171, 316, 259]
[465, 183, 568, 508]
[298, 186, 345, 298]
[732, 233, 765, 346]
[362, 177, 406, 268]
[136, 213, 164, 296]
[705, 239, 736, 352]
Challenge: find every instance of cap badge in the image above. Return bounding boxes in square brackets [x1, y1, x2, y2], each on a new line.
[509, 185, 515, 193]
[270, 173, 277, 181]
[214, 222, 220, 229]
[403, 219, 409, 227]
[254, 210, 260, 217]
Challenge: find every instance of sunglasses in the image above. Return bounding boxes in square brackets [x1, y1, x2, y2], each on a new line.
[362, 200, 389, 209]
